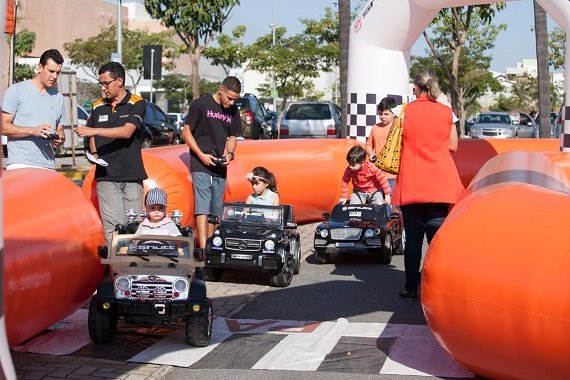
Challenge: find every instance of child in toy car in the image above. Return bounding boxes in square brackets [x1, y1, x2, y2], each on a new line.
[245, 166, 280, 206]
[339, 146, 391, 206]
[135, 187, 181, 236]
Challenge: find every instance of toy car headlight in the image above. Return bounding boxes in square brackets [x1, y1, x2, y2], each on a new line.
[116, 276, 130, 291]
[319, 229, 329, 238]
[171, 210, 183, 224]
[365, 229, 374, 238]
[212, 236, 223, 247]
[174, 278, 188, 292]
[264, 240, 275, 250]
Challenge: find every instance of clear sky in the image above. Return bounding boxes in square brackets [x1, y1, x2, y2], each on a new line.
[223, 0, 557, 73]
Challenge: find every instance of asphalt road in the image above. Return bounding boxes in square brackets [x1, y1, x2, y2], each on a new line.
[11, 152, 459, 380]
[234, 251, 425, 325]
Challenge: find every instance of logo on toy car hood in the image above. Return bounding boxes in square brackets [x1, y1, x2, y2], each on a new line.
[128, 240, 176, 253]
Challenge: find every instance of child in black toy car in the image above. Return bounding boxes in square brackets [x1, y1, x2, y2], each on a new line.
[339, 145, 391, 205]
[245, 166, 280, 206]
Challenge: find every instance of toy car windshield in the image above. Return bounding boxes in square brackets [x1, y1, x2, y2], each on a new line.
[115, 237, 191, 258]
[330, 204, 387, 221]
[221, 203, 283, 227]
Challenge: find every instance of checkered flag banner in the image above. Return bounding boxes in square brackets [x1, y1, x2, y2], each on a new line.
[346, 93, 405, 141]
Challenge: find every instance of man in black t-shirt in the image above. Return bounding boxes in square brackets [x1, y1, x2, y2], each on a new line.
[76, 62, 148, 245]
[182, 76, 243, 248]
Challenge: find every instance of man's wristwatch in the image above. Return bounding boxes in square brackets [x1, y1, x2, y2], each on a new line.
[370, 155, 377, 163]
[227, 152, 235, 160]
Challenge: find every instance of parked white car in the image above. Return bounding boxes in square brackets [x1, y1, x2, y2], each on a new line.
[279, 102, 341, 139]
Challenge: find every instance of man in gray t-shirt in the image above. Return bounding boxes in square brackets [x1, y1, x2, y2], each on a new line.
[1, 49, 65, 170]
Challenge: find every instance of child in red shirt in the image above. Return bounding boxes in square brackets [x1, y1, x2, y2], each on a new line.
[339, 145, 391, 205]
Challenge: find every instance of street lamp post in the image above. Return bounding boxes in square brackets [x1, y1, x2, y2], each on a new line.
[270, 0, 277, 113]
[150, 48, 155, 103]
[116, 0, 122, 63]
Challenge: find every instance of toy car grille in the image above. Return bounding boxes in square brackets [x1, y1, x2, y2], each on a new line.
[331, 228, 362, 241]
[225, 238, 261, 251]
[131, 281, 174, 300]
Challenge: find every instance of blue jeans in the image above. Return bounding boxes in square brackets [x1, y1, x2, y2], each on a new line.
[388, 178, 396, 194]
[400, 203, 449, 291]
[96, 181, 143, 245]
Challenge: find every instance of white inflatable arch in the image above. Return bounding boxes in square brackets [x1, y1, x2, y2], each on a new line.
[347, 0, 570, 151]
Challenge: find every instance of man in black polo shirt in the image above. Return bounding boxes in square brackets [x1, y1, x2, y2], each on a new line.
[76, 61, 148, 245]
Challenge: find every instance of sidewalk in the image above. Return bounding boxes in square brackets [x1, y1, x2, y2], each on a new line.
[12, 222, 319, 380]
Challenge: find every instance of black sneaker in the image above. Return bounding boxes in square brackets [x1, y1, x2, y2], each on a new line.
[398, 289, 418, 300]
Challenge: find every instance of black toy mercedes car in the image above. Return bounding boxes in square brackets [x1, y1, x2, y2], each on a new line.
[313, 203, 404, 265]
[204, 202, 301, 287]
[88, 213, 212, 347]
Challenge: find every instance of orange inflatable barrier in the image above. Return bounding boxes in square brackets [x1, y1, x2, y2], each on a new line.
[4, 169, 105, 346]
[82, 139, 361, 228]
[453, 138, 559, 188]
[422, 150, 570, 379]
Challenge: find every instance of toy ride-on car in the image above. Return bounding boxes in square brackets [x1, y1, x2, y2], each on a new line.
[204, 202, 301, 287]
[88, 212, 212, 347]
[313, 203, 404, 265]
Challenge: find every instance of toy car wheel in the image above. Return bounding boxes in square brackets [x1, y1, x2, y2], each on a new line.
[269, 255, 294, 287]
[186, 298, 213, 347]
[88, 297, 117, 344]
[378, 234, 393, 265]
[204, 267, 224, 282]
[395, 229, 406, 255]
[292, 238, 301, 275]
[315, 248, 330, 265]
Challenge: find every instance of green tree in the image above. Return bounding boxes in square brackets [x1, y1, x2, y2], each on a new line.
[421, 5, 506, 133]
[504, 73, 560, 114]
[154, 74, 218, 112]
[11, 29, 36, 82]
[247, 8, 338, 111]
[144, 0, 240, 100]
[64, 24, 180, 93]
[548, 27, 565, 70]
[412, 37, 502, 135]
[203, 25, 247, 76]
[489, 93, 519, 112]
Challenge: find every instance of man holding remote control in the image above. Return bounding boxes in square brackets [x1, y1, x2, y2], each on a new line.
[181, 76, 243, 249]
[1, 49, 65, 170]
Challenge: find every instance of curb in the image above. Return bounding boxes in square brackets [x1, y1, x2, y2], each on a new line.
[56, 165, 91, 182]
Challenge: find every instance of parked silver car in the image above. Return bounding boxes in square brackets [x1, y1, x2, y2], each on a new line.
[279, 102, 341, 138]
[469, 112, 516, 139]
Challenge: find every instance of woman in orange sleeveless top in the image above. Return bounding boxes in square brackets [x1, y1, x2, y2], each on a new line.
[392, 69, 464, 300]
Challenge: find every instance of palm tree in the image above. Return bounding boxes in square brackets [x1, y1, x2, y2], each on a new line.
[534, 1, 551, 138]
[338, 0, 350, 138]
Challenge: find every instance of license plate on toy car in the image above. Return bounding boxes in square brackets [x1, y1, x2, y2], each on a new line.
[335, 242, 354, 247]
[231, 254, 252, 260]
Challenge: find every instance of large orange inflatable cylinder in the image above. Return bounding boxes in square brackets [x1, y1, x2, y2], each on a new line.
[82, 147, 195, 225]
[422, 151, 570, 379]
[4, 169, 105, 346]
[224, 139, 358, 220]
[453, 138, 559, 188]
[82, 139, 361, 227]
